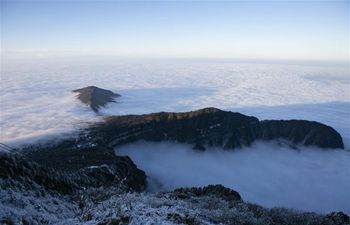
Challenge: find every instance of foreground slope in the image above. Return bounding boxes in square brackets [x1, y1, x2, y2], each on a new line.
[1, 152, 349, 225]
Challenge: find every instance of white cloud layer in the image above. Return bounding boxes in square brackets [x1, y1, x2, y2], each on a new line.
[0, 55, 349, 146]
[116, 141, 350, 214]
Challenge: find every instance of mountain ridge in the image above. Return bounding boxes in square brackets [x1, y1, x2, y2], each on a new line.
[86, 107, 344, 150]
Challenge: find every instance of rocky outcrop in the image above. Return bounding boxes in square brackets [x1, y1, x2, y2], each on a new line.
[171, 184, 242, 202]
[73, 86, 120, 112]
[86, 107, 344, 150]
[327, 212, 350, 224]
[260, 120, 344, 149]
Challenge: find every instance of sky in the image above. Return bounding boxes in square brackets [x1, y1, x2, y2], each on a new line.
[1, 0, 349, 61]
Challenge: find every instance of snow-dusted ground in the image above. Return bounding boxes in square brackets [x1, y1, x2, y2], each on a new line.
[78, 188, 340, 225]
[1, 55, 349, 216]
[0, 179, 80, 225]
[1, 181, 341, 225]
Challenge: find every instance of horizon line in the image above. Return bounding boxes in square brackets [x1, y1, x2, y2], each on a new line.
[2, 49, 349, 65]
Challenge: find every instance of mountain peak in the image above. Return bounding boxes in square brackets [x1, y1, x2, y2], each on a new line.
[73, 86, 120, 112]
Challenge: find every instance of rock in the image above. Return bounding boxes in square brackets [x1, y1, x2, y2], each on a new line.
[73, 86, 120, 112]
[86, 107, 343, 150]
[260, 120, 344, 149]
[327, 212, 350, 225]
[172, 184, 242, 202]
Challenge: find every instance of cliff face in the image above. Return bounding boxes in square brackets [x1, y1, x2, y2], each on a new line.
[259, 120, 344, 149]
[88, 107, 344, 150]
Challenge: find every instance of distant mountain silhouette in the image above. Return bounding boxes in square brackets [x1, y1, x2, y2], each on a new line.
[73, 86, 120, 112]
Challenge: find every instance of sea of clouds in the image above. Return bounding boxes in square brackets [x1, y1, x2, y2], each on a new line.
[1, 53, 349, 213]
[116, 141, 350, 214]
[1, 54, 349, 145]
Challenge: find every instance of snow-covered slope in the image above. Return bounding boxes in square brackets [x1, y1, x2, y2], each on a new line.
[1, 169, 348, 225]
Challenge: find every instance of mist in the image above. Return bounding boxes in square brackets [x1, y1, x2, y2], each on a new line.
[116, 141, 350, 214]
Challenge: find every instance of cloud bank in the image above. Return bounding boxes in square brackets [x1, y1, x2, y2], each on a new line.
[116, 141, 350, 214]
[1, 56, 349, 146]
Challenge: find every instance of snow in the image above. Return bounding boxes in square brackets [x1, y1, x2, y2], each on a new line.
[76, 187, 342, 225]
[0, 179, 345, 225]
[0, 179, 80, 225]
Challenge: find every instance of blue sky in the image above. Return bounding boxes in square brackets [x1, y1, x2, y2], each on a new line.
[1, 0, 349, 61]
